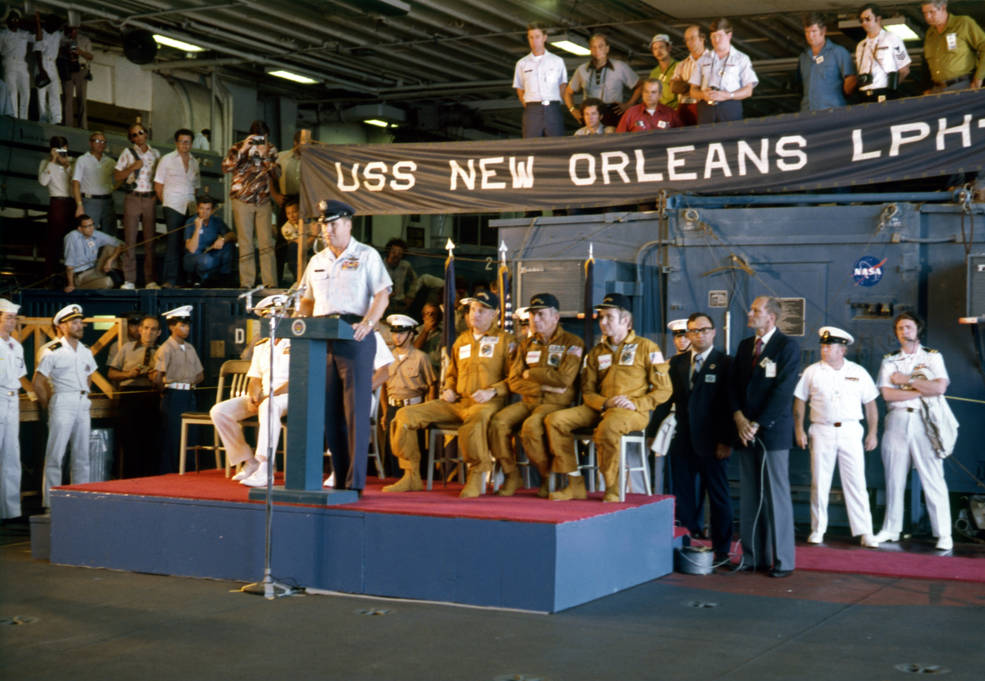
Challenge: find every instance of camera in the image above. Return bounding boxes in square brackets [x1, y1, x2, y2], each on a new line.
[248, 135, 266, 146]
[56, 148, 68, 157]
[857, 73, 873, 87]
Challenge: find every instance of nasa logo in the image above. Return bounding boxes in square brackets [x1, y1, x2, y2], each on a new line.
[852, 255, 886, 287]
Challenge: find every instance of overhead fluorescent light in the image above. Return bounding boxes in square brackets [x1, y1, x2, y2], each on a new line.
[268, 69, 318, 84]
[152, 34, 204, 52]
[550, 36, 591, 57]
[883, 16, 921, 42]
[343, 103, 407, 127]
[363, 119, 390, 128]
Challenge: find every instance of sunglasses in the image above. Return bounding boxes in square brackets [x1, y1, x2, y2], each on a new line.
[129, 130, 147, 139]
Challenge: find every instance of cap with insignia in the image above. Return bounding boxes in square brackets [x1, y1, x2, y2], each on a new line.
[514, 307, 530, 324]
[527, 293, 559, 311]
[460, 290, 500, 310]
[253, 294, 288, 317]
[0, 298, 20, 315]
[317, 199, 355, 223]
[818, 326, 853, 345]
[594, 293, 631, 311]
[386, 314, 418, 332]
[667, 318, 688, 335]
[163, 305, 193, 322]
[53, 303, 83, 325]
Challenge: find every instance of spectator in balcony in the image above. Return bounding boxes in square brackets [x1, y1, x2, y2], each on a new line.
[114, 122, 161, 290]
[689, 18, 758, 124]
[514, 22, 568, 138]
[63, 213, 123, 292]
[71, 130, 116, 235]
[671, 25, 709, 126]
[38, 135, 75, 283]
[1, 10, 33, 119]
[154, 128, 200, 288]
[855, 4, 911, 102]
[798, 12, 857, 111]
[57, 20, 92, 128]
[183, 195, 236, 287]
[564, 33, 639, 128]
[573, 97, 614, 135]
[616, 78, 682, 132]
[33, 12, 63, 124]
[921, 0, 985, 93]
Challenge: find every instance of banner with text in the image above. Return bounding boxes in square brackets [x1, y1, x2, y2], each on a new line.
[300, 90, 985, 215]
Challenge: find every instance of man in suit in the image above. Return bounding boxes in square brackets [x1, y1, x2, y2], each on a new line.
[729, 296, 800, 577]
[668, 312, 734, 561]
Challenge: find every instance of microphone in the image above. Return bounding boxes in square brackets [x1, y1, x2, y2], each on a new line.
[238, 284, 265, 300]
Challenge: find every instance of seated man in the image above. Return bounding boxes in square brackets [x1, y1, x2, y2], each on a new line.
[182, 195, 235, 286]
[546, 293, 672, 502]
[489, 293, 584, 498]
[385, 291, 515, 498]
[63, 213, 123, 292]
[209, 295, 291, 487]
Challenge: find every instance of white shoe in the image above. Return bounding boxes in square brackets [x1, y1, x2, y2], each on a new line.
[935, 536, 953, 552]
[873, 530, 900, 543]
[121, 281, 136, 290]
[232, 458, 259, 482]
[860, 533, 880, 548]
[323, 472, 336, 488]
[807, 532, 823, 544]
[240, 461, 269, 487]
[145, 282, 160, 290]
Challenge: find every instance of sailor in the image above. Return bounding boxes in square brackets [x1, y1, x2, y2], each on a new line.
[33, 304, 96, 507]
[0, 299, 36, 521]
[153, 305, 204, 474]
[793, 326, 880, 548]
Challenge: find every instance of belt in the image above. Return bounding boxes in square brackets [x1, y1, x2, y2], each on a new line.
[906, 407, 916, 413]
[935, 75, 970, 87]
[326, 313, 363, 325]
[3, 390, 15, 396]
[55, 390, 88, 396]
[129, 191, 155, 198]
[388, 396, 423, 407]
[166, 382, 192, 390]
[82, 193, 111, 199]
[814, 420, 857, 428]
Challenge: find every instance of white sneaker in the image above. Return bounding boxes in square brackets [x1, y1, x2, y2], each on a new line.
[240, 461, 269, 487]
[873, 530, 900, 543]
[121, 281, 136, 290]
[323, 472, 336, 488]
[145, 281, 161, 290]
[807, 532, 824, 544]
[860, 533, 880, 548]
[935, 536, 953, 552]
[232, 458, 259, 482]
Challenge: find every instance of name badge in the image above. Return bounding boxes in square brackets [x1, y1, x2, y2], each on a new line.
[598, 353, 612, 370]
[705, 373, 717, 383]
[657, 120, 668, 129]
[459, 344, 471, 360]
[619, 344, 637, 366]
[526, 350, 542, 365]
[764, 359, 776, 378]
[946, 33, 957, 51]
[814, 55, 824, 64]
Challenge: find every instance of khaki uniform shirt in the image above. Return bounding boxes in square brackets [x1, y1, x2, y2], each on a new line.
[108, 340, 158, 388]
[386, 347, 437, 401]
[582, 331, 671, 413]
[443, 328, 516, 400]
[924, 14, 985, 83]
[153, 336, 203, 385]
[507, 326, 584, 407]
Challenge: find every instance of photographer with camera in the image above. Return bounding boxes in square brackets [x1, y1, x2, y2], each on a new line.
[221, 120, 282, 289]
[855, 4, 911, 102]
[38, 135, 75, 283]
[114, 122, 160, 290]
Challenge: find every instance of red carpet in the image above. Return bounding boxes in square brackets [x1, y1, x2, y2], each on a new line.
[57, 469, 668, 524]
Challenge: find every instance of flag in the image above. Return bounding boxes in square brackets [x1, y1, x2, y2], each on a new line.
[583, 253, 595, 349]
[442, 248, 456, 360]
[497, 260, 513, 335]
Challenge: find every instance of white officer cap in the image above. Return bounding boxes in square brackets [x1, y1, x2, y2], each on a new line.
[667, 318, 688, 334]
[162, 305, 193, 321]
[253, 294, 288, 317]
[385, 314, 418, 332]
[0, 298, 20, 314]
[514, 307, 530, 323]
[818, 326, 853, 345]
[53, 303, 83, 325]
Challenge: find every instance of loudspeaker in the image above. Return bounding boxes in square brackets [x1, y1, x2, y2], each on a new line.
[122, 29, 158, 65]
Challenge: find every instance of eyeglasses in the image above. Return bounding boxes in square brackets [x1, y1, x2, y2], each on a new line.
[91, 138, 106, 144]
[686, 327, 714, 335]
[129, 130, 146, 139]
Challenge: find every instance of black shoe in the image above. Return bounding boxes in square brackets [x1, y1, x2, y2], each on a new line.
[769, 568, 794, 578]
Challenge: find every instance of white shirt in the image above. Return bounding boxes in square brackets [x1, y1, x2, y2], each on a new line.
[374, 332, 394, 370]
[72, 152, 115, 195]
[855, 29, 911, 91]
[0, 28, 32, 64]
[153, 150, 200, 213]
[674, 50, 708, 104]
[247, 337, 291, 395]
[513, 51, 568, 103]
[794, 359, 878, 423]
[39, 158, 73, 198]
[37, 338, 96, 394]
[116, 145, 161, 193]
[690, 47, 758, 93]
[0, 334, 27, 391]
[35, 29, 61, 63]
[877, 346, 949, 410]
[299, 238, 392, 317]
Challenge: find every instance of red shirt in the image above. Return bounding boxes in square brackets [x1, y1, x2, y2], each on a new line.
[616, 103, 682, 133]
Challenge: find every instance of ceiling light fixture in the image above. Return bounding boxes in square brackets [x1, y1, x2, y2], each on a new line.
[550, 34, 591, 56]
[363, 119, 390, 128]
[838, 15, 921, 42]
[152, 34, 204, 52]
[268, 69, 319, 84]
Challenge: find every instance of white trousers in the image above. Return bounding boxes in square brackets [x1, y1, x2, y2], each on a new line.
[43, 392, 91, 507]
[37, 59, 62, 124]
[0, 394, 22, 518]
[3, 61, 29, 118]
[879, 409, 952, 539]
[808, 421, 873, 537]
[209, 394, 288, 465]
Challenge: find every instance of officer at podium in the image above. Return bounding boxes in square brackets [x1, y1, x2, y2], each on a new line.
[298, 200, 391, 493]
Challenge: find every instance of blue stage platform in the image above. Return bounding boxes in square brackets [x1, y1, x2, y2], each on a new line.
[48, 474, 676, 613]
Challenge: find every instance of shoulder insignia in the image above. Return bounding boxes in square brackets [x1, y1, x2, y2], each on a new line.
[47, 341, 62, 351]
[256, 338, 270, 345]
[923, 346, 938, 354]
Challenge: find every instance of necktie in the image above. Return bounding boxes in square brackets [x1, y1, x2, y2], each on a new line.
[691, 354, 703, 387]
[752, 337, 763, 366]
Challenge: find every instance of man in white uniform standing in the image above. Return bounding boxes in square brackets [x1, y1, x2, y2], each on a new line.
[874, 312, 953, 552]
[513, 22, 568, 138]
[793, 326, 880, 548]
[33, 304, 96, 508]
[855, 3, 912, 102]
[0, 299, 36, 522]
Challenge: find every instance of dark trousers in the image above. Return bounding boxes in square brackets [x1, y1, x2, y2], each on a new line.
[162, 207, 187, 286]
[46, 197, 75, 280]
[697, 99, 742, 124]
[118, 389, 161, 478]
[324, 334, 375, 491]
[522, 101, 564, 137]
[738, 447, 795, 571]
[183, 242, 235, 284]
[160, 389, 196, 474]
[672, 438, 734, 555]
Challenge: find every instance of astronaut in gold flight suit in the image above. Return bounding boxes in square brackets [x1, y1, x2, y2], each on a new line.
[385, 290, 515, 498]
[546, 293, 672, 502]
[489, 293, 584, 498]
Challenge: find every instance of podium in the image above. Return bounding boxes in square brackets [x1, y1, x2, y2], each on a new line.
[247, 316, 359, 505]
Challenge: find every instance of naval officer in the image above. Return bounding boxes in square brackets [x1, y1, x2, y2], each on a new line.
[33, 304, 96, 507]
[1, 299, 36, 521]
[298, 200, 391, 493]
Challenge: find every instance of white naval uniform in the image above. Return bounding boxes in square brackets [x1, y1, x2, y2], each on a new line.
[210, 337, 290, 466]
[855, 28, 911, 92]
[0, 334, 27, 517]
[876, 347, 952, 540]
[37, 338, 96, 506]
[794, 360, 879, 537]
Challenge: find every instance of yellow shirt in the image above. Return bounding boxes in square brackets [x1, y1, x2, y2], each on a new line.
[582, 331, 671, 413]
[507, 326, 584, 407]
[443, 328, 515, 400]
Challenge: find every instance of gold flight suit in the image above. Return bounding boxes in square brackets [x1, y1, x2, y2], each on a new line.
[546, 331, 672, 485]
[391, 328, 514, 473]
[489, 326, 584, 476]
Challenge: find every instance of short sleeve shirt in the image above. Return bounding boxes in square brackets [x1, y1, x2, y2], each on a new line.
[877, 346, 949, 410]
[64, 229, 121, 272]
[37, 339, 96, 393]
[108, 340, 158, 388]
[386, 347, 437, 401]
[690, 47, 759, 93]
[153, 150, 201, 214]
[299, 238, 392, 317]
[115, 145, 161, 193]
[0, 334, 27, 391]
[39, 158, 73, 198]
[72, 152, 115, 195]
[568, 59, 639, 104]
[222, 143, 279, 205]
[153, 336, 204, 385]
[793, 360, 878, 423]
[616, 103, 682, 132]
[673, 51, 707, 104]
[0, 28, 32, 63]
[247, 337, 291, 394]
[855, 29, 911, 90]
[513, 51, 568, 103]
[923, 14, 985, 83]
[799, 40, 856, 111]
[183, 215, 231, 255]
[648, 59, 679, 108]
